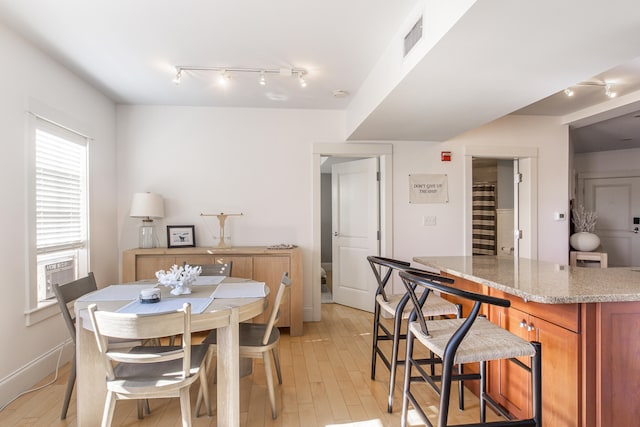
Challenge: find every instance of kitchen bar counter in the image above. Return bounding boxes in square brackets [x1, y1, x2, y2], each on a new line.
[413, 255, 640, 304]
[412, 255, 640, 427]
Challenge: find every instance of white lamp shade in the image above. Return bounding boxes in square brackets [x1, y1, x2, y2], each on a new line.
[130, 192, 164, 218]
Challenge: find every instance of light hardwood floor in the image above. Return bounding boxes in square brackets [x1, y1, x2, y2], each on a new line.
[0, 303, 501, 426]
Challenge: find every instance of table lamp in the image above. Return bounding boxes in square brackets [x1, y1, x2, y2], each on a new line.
[129, 192, 164, 248]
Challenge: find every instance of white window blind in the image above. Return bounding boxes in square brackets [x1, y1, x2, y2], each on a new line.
[35, 119, 88, 253]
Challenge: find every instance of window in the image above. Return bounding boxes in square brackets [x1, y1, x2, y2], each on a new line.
[33, 117, 89, 304]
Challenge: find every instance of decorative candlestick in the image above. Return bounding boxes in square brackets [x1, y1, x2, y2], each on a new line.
[200, 212, 243, 248]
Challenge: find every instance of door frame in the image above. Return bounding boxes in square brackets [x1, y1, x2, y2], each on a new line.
[464, 145, 538, 259]
[576, 169, 640, 206]
[312, 143, 393, 321]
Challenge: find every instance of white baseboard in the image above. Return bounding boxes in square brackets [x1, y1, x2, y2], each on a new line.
[0, 339, 73, 409]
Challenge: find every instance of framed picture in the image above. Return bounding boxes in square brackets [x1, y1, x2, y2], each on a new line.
[167, 225, 196, 248]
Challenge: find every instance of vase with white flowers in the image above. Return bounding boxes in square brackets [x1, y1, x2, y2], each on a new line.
[570, 205, 600, 251]
[155, 264, 201, 295]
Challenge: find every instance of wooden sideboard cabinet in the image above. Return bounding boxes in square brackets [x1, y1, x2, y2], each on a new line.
[122, 246, 303, 336]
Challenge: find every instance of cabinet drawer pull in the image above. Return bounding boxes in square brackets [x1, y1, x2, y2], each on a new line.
[519, 319, 527, 328]
[527, 323, 535, 332]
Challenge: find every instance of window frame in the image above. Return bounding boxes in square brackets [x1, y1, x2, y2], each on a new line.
[25, 103, 91, 325]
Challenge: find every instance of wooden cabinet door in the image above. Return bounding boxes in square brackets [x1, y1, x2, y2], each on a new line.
[532, 315, 579, 427]
[488, 305, 531, 419]
[489, 306, 580, 427]
[253, 256, 290, 326]
[135, 256, 176, 280]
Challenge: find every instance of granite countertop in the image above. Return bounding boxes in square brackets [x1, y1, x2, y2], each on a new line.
[413, 256, 640, 304]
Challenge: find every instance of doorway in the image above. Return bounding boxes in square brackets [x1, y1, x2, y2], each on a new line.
[577, 173, 640, 266]
[330, 157, 380, 311]
[464, 146, 538, 259]
[312, 143, 393, 321]
[320, 156, 366, 304]
[320, 156, 370, 304]
[472, 158, 515, 257]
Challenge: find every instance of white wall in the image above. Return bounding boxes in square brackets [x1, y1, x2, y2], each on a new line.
[574, 147, 640, 174]
[116, 105, 346, 319]
[0, 24, 117, 406]
[392, 115, 570, 265]
[392, 141, 465, 262]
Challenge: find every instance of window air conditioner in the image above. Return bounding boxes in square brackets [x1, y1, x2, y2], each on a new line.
[38, 256, 76, 300]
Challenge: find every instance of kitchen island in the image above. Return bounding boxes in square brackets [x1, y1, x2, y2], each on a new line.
[413, 256, 640, 427]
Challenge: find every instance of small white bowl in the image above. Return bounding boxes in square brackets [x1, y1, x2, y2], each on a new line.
[139, 288, 161, 304]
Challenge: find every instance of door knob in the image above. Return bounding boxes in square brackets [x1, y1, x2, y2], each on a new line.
[633, 227, 639, 234]
[333, 232, 339, 237]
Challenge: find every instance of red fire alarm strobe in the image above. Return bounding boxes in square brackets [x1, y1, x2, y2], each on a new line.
[441, 151, 452, 161]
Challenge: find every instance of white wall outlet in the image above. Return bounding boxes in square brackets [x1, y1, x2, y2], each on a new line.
[423, 215, 437, 226]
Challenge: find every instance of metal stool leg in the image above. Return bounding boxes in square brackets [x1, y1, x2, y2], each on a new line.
[480, 360, 487, 422]
[438, 351, 455, 427]
[400, 327, 415, 427]
[531, 342, 542, 426]
[371, 301, 381, 380]
[387, 304, 404, 412]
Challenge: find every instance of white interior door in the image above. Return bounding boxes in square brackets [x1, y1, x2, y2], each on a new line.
[332, 158, 380, 312]
[583, 177, 640, 266]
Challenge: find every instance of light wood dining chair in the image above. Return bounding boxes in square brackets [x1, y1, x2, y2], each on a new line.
[197, 272, 291, 419]
[87, 302, 212, 427]
[53, 273, 150, 420]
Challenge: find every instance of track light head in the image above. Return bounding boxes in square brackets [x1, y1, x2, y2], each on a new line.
[298, 72, 307, 88]
[569, 79, 619, 99]
[173, 69, 182, 85]
[259, 71, 266, 86]
[605, 84, 617, 98]
[218, 70, 230, 86]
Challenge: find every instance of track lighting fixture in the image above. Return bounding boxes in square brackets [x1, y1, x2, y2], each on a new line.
[172, 65, 308, 88]
[563, 80, 617, 99]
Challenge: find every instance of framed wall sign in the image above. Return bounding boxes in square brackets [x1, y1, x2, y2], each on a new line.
[167, 225, 196, 248]
[409, 174, 449, 204]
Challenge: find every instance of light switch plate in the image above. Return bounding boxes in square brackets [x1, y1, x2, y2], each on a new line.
[423, 215, 437, 226]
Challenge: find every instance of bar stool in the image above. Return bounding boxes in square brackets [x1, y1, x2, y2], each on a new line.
[367, 256, 461, 413]
[399, 270, 542, 427]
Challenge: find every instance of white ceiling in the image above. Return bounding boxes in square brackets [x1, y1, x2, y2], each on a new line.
[0, 0, 416, 109]
[2, 0, 640, 151]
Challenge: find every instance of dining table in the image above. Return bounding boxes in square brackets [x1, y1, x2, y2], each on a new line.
[74, 276, 268, 427]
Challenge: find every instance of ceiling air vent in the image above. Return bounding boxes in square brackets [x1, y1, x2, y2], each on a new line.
[404, 16, 423, 57]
